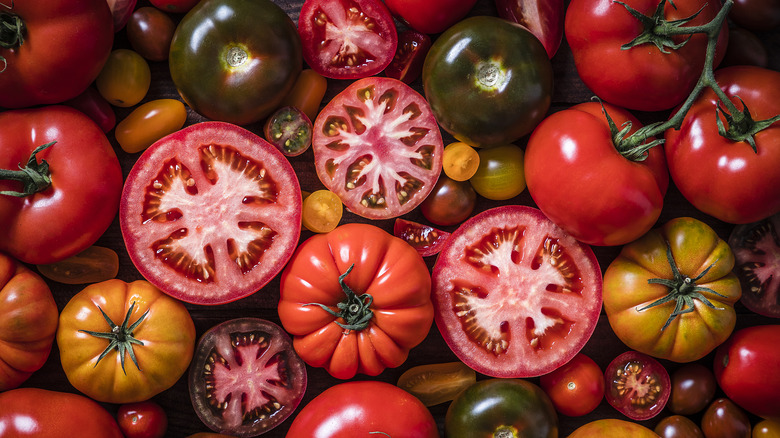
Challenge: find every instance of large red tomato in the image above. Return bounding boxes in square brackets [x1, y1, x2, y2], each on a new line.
[565, 0, 728, 111]
[525, 101, 669, 246]
[432, 206, 602, 378]
[0, 106, 123, 265]
[120, 122, 302, 305]
[278, 223, 433, 379]
[0, 0, 113, 108]
[665, 66, 780, 224]
[384, 0, 478, 34]
[285, 381, 440, 437]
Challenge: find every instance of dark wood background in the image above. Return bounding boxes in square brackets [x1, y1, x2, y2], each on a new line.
[21, 0, 779, 436]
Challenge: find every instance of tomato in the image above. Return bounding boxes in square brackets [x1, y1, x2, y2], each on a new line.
[714, 325, 780, 422]
[313, 77, 444, 220]
[655, 415, 705, 438]
[525, 101, 669, 246]
[57, 279, 196, 404]
[302, 189, 343, 233]
[264, 106, 313, 157]
[169, 0, 302, 125]
[444, 378, 558, 438]
[286, 380, 439, 437]
[568, 419, 660, 438]
[605, 351, 671, 421]
[754, 420, 780, 438]
[280, 69, 328, 123]
[0, 388, 123, 437]
[0, 0, 113, 108]
[393, 218, 451, 257]
[469, 144, 526, 201]
[0, 253, 58, 391]
[36, 245, 119, 285]
[495, 0, 565, 58]
[385, 29, 432, 84]
[730, 0, 780, 31]
[107, 0, 137, 31]
[298, 0, 397, 79]
[117, 401, 168, 438]
[150, 0, 201, 13]
[278, 223, 433, 379]
[120, 122, 302, 305]
[539, 353, 604, 417]
[126, 6, 177, 62]
[189, 318, 307, 436]
[730, 211, 780, 321]
[63, 85, 117, 133]
[721, 27, 769, 68]
[96, 49, 152, 107]
[384, 0, 478, 34]
[701, 398, 752, 438]
[565, 0, 728, 111]
[603, 217, 741, 362]
[397, 361, 476, 407]
[665, 66, 780, 224]
[423, 16, 553, 147]
[443, 142, 480, 182]
[115, 99, 188, 154]
[432, 205, 602, 378]
[420, 175, 477, 226]
[0, 106, 123, 265]
[668, 363, 717, 415]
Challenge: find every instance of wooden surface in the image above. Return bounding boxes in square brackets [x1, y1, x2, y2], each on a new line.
[21, 0, 780, 437]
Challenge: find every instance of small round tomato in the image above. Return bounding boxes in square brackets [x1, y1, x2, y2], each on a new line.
[385, 29, 432, 84]
[126, 7, 177, 62]
[539, 353, 605, 417]
[189, 318, 307, 437]
[397, 361, 476, 407]
[445, 378, 558, 438]
[393, 218, 451, 257]
[442, 142, 480, 182]
[655, 415, 705, 438]
[669, 363, 717, 415]
[420, 175, 477, 226]
[115, 99, 188, 154]
[701, 398, 752, 438]
[279, 68, 328, 123]
[569, 419, 659, 438]
[302, 189, 343, 233]
[469, 144, 526, 200]
[36, 246, 119, 285]
[605, 351, 671, 421]
[117, 401, 168, 438]
[754, 420, 780, 438]
[728, 213, 780, 318]
[263, 106, 313, 157]
[96, 49, 151, 107]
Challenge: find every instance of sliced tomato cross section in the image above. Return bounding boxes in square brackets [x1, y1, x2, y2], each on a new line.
[120, 122, 302, 305]
[432, 205, 602, 378]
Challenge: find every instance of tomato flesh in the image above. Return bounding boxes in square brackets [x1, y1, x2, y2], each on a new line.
[605, 351, 670, 421]
[394, 218, 451, 257]
[729, 213, 780, 318]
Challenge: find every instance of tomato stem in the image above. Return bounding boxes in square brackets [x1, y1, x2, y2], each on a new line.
[0, 141, 55, 197]
[0, 6, 24, 73]
[303, 264, 374, 332]
[79, 301, 149, 374]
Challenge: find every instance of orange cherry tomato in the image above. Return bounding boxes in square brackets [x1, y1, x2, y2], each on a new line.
[397, 361, 476, 406]
[96, 49, 151, 107]
[36, 245, 119, 285]
[280, 68, 328, 122]
[302, 189, 343, 233]
[443, 142, 480, 181]
[115, 99, 188, 153]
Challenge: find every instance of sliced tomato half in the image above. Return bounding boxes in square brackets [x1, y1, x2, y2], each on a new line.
[313, 77, 444, 219]
[432, 205, 602, 378]
[394, 218, 450, 257]
[120, 122, 302, 305]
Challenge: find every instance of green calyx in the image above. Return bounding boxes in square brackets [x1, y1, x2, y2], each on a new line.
[79, 301, 149, 375]
[0, 141, 55, 197]
[304, 264, 374, 332]
[615, 0, 705, 53]
[715, 97, 780, 153]
[0, 4, 25, 73]
[637, 241, 726, 331]
[601, 100, 665, 162]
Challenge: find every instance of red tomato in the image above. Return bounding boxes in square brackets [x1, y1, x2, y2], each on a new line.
[0, 106, 123, 265]
[385, 29, 432, 84]
[714, 325, 780, 422]
[298, 0, 397, 79]
[312, 77, 444, 220]
[384, 0, 478, 34]
[605, 351, 671, 421]
[432, 205, 602, 378]
[117, 401, 168, 438]
[120, 122, 302, 305]
[0, 0, 113, 108]
[730, 0, 780, 31]
[565, 0, 728, 111]
[393, 218, 451, 257]
[285, 381, 439, 438]
[62, 85, 117, 133]
[495, 0, 565, 58]
[0, 388, 124, 437]
[278, 223, 433, 379]
[525, 101, 669, 246]
[539, 353, 605, 417]
[665, 66, 780, 224]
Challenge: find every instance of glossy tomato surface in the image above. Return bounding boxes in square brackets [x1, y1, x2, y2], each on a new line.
[568, 418, 660, 437]
[495, 0, 565, 58]
[384, 0, 478, 34]
[701, 398, 752, 438]
[420, 175, 477, 226]
[668, 363, 717, 415]
[432, 205, 602, 378]
[117, 401, 168, 438]
[397, 361, 476, 407]
[120, 122, 302, 305]
[539, 353, 604, 417]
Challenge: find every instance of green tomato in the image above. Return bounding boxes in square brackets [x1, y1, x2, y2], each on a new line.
[469, 144, 526, 200]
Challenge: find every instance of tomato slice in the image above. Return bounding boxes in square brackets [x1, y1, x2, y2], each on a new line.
[394, 218, 451, 257]
[605, 351, 670, 421]
[432, 205, 602, 378]
[385, 29, 432, 84]
[263, 106, 313, 157]
[298, 0, 398, 79]
[120, 122, 302, 305]
[728, 213, 780, 318]
[313, 77, 444, 219]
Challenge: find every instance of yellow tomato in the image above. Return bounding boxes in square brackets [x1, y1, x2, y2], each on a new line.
[115, 99, 188, 153]
[96, 49, 151, 107]
[443, 142, 480, 181]
[302, 189, 343, 233]
[280, 68, 328, 122]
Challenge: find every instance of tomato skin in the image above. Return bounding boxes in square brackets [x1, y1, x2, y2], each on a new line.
[665, 66, 780, 224]
[36, 245, 119, 285]
[0, 106, 124, 265]
[150, 0, 201, 13]
[655, 415, 705, 438]
[384, 0, 478, 34]
[0, 388, 124, 437]
[420, 175, 477, 226]
[285, 381, 440, 438]
[63, 85, 117, 133]
[385, 29, 432, 84]
[525, 101, 669, 246]
[713, 325, 780, 422]
[127, 6, 177, 62]
[568, 419, 660, 437]
[701, 398, 752, 438]
[603, 217, 741, 362]
[605, 351, 670, 421]
[0, 0, 113, 108]
[115, 99, 188, 153]
[278, 223, 433, 379]
[0, 253, 58, 391]
[170, 0, 302, 125]
[565, 0, 728, 111]
[753, 420, 780, 438]
[668, 363, 717, 415]
[96, 49, 152, 107]
[397, 361, 476, 407]
[730, 0, 780, 31]
[279, 68, 328, 123]
[495, 0, 565, 58]
[56, 279, 196, 404]
[539, 353, 604, 417]
[117, 401, 168, 438]
[469, 144, 526, 201]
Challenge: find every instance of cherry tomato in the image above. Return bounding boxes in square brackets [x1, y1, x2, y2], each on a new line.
[605, 351, 670, 421]
[117, 401, 168, 438]
[669, 363, 717, 415]
[469, 144, 526, 200]
[280, 69, 328, 123]
[115, 99, 188, 154]
[385, 29, 432, 84]
[655, 415, 705, 438]
[539, 353, 605, 417]
[730, 0, 780, 31]
[96, 49, 151, 107]
[721, 27, 769, 68]
[36, 246, 119, 285]
[754, 420, 780, 438]
[393, 218, 451, 257]
[442, 142, 480, 182]
[126, 7, 177, 62]
[701, 398, 752, 438]
[420, 175, 477, 226]
[397, 361, 476, 407]
[263, 106, 313, 157]
[302, 189, 343, 233]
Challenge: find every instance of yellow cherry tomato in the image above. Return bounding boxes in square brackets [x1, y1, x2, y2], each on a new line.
[443, 142, 480, 181]
[469, 144, 526, 200]
[754, 420, 780, 438]
[280, 69, 328, 122]
[115, 99, 188, 153]
[96, 49, 151, 107]
[302, 189, 343, 233]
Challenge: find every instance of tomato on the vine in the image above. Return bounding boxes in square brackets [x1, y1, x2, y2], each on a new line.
[539, 353, 605, 417]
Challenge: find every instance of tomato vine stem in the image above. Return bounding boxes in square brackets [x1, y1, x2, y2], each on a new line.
[303, 264, 375, 332]
[0, 141, 55, 197]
